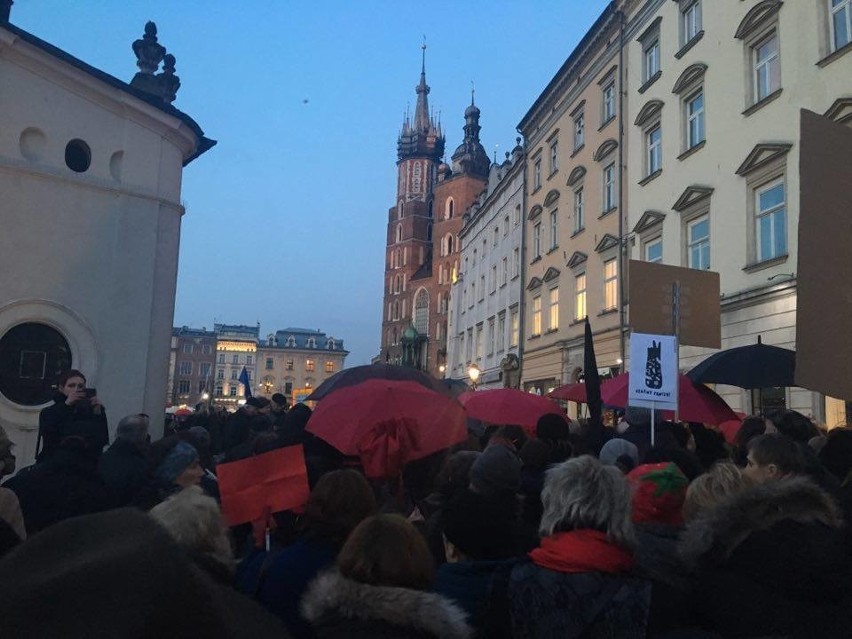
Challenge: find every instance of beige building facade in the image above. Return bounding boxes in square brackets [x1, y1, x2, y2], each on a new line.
[519, 4, 627, 397]
[213, 324, 258, 409]
[623, 0, 852, 422]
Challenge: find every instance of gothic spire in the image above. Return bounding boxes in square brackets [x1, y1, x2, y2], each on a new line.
[413, 41, 431, 134]
[397, 41, 445, 162]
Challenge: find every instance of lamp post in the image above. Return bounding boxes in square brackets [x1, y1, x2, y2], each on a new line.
[468, 363, 480, 390]
[438, 364, 446, 378]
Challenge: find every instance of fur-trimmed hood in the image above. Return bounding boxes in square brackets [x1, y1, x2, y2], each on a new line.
[679, 476, 843, 567]
[301, 570, 472, 639]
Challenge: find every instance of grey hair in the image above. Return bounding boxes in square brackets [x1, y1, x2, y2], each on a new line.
[115, 414, 149, 443]
[149, 486, 234, 572]
[539, 455, 635, 548]
[683, 462, 750, 523]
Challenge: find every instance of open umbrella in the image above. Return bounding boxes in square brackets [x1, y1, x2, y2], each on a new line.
[547, 383, 588, 403]
[458, 388, 563, 434]
[601, 373, 737, 425]
[306, 379, 466, 479]
[305, 364, 448, 401]
[687, 336, 795, 389]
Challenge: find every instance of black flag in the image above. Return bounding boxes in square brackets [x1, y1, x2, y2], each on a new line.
[584, 317, 602, 428]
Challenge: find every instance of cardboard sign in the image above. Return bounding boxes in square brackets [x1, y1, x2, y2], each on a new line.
[629, 333, 678, 411]
[629, 260, 721, 349]
[217, 445, 310, 527]
[796, 110, 852, 400]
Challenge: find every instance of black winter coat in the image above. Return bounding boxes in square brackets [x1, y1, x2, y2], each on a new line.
[37, 392, 108, 462]
[97, 439, 154, 507]
[301, 571, 471, 639]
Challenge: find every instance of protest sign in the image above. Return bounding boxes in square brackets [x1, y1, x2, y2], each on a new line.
[629, 333, 678, 412]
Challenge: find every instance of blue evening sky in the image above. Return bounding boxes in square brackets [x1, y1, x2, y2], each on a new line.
[13, 1, 608, 365]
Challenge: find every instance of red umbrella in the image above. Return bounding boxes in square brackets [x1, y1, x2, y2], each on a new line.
[458, 388, 564, 435]
[547, 383, 588, 403]
[305, 364, 449, 401]
[600, 373, 737, 425]
[306, 379, 467, 479]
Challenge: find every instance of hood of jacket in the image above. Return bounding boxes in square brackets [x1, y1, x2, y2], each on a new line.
[680, 476, 843, 567]
[302, 570, 471, 639]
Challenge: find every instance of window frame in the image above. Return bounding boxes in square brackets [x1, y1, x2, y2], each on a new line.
[548, 209, 558, 251]
[533, 222, 542, 259]
[602, 81, 616, 124]
[531, 295, 542, 337]
[646, 124, 662, 177]
[751, 30, 781, 105]
[644, 236, 663, 263]
[685, 89, 706, 151]
[643, 36, 661, 84]
[686, 215, 711, 270]
[549, 139, 559, 175]
[510, 306, 520, 347]
[533, 158, 542, 190]
[574, 273, 587, 322]
[754, 177, 788, 264]
[602, 162, 616, 213]
[573, 187, 585, 234]
[603, 259, 618, 312]
[548, 287, 559, 332]
[831, 0, 852, 51]
[574, 112, 585, 151]
[681, 0, 703, 47]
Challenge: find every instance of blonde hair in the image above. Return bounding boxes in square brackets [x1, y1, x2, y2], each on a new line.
[149, 486, 234, 571]
[683, 462, 750, 522]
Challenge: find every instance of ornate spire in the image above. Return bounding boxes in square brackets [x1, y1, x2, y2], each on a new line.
[397, 42, 445, 162]
[413, 40, 431, 134]
[452, 83, 489, 178]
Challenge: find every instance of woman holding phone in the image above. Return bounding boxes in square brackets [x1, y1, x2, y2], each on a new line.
[36, 369, 108, 463]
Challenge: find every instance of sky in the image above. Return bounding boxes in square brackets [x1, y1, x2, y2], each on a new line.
[13, 0, 608, 366]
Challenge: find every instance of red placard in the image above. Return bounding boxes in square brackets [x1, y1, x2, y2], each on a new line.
[217, 445, 310, 526]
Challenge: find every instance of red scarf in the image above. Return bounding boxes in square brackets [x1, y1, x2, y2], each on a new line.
[529, 529, 634, 574]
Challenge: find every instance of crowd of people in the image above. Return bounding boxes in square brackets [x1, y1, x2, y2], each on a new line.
[1, 368, 852, 638]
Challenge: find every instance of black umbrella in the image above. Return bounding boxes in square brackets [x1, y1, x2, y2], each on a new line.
[305, 364, 449, 401]
[686, 336, 795, 389]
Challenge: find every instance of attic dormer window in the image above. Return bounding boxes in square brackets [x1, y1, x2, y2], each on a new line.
[307, 337, 316, 348]
[286, 336, 296, 347]
[327, 339, 336, 350]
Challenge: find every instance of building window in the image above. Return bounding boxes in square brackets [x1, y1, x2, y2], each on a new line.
[497, 313, 506, 352]
[232, 354, 239, 364]
[229, 386, 237, 397]
[306, 338, 316, 349]
[510, 307, 520, 347]
[753, 33, 780, 103]
[647, 125, 662, 176]
[469, 281, 475, 308]
[284, 381, 293, 394]
[179, 361, 192, 376]
[512, 248, 520, 278]
[479, 275, 485, 301]
[215, 385, 223, 397]
[325, 361, 334, 373]
[686, 90, 705, 149]
[513, 204, 521, 226]
[490, 265, 497, 293]
[182, 343, 193, 354]
[575, 273, 587, 321]
[218, 353, 224, 364]
[548, 287, 559, 331]
[475, 325, 484, 359]
[202, 344, 212, 355]
[493, 227, 500, 247]
[603, 163, 616, 212]
[501, 257, 508, 286]
[832, 0, 852, 50]
[574, 113, 585, 150]
[603, 259, 618, 311]
[200, 362, 211, 378]
[487, 318, 495, 355]
[755, 179, 787, 262]
[217, 368, 224, 380]
[445, 198, 455, 219]
[549, 210, 558, 251]
[414, 289, 429, 334]
[532, 296, 542, 336]
[643, 36, 660, 83]
[533, 223, 542, 259]
[688, 215, 711, 269]
[178, 380, 190, 394]
[602, 82, 616, 123]
[682, 0, 702, 46]
[286, 359, 294, 370]
[503, 215, 510, 236]
[230, 369, 238, 380]
[549, 140, 559, 174]
[533, 159, 542, 190]
[0, 322, 72, 406]
[645, 237, 663, 263]
[305, 359, 315, 372]
[466, 329, 474, 362]
[197, 380, 207, 394]
[265, 357, 273, 370]
[246, 355, 253, 366]
[573, 188, 585, 233]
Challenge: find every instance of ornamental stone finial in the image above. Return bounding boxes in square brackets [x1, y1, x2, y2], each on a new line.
[132, 21, 166, 75]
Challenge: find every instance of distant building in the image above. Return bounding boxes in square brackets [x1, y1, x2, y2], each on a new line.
[213, 324, 259, 408]
[257, 329, 348, 404]
[0, 10, 213, 463]
[170, 327, 216, 406]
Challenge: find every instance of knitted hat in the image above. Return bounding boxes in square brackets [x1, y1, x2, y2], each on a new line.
[154, 441, 198, 485]
[536, 413, 571, 441]
[470, 443, 522, 499]
[271, 393, 288, 407]
[628, 462, 688, 526]
[600, 438, 639, 467]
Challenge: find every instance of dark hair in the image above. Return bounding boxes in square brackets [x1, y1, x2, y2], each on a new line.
[818, 428, 852, 482]
[688, 422, 729, 469]
[271, 393, 288, 406]
[301, 469, 377, 545]
[772, 410, 818, 444]
[491, 425, 528, 452]
[669, 422, 691, 449]
[734, 416, 767, 465]
[435, 450, 480, 499]
[57, 369, 86, 388]
[536, 413, 571, 442]
[642, 446, 703, 481]
[337, 514, 435, 590]
[147, 436, 181, 474]
[748, 433, 803, 475]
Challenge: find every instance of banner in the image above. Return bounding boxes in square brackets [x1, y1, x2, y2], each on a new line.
[629, 333, 678, 412]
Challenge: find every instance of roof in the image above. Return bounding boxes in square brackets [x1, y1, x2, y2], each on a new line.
[2, 21, 215, 165]
[173, 326, 216, 339]
[267, 328, 346, 352]
[214, 323, 260, 340]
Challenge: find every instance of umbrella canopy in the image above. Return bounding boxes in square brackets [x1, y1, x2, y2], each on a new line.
[601, 373, 737, 425]
[547, 383, 588, 403]
[458, 388, 563, 434]
[306, 379, 467, 479]
[305, 364, 448, 401]
[687, 337, 795, 389]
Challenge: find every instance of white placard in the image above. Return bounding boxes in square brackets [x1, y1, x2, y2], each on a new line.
[629, 333, 678, 412]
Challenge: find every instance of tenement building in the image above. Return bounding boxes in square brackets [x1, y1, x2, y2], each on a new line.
[170, 327, 216, 407]
[623, 0, 852, 422]
[213, 324, 258, 408]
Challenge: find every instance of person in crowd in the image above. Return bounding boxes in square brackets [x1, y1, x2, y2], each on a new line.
[489, 424, 528, 452]
[683, 462, 751, 523]
[0, 426, 24, 556]
[743, 433, 803, 483]
[535, 413, 573, 465]
[818, 427, 852, 484]
[679, 475, 852, 637]
[147, 437, 204, 502]
[271, 393, 289, 429]
[301, 514, 471, 639]
[37, 369, 108, 463]
[224, 397, 268, 451]
[642, 445, 704, 481]
[98, 413, 152, 506]
[617, 407, 677, 460]
[627, 462, 690, 636]
[687, 423, 729, 470]
[178, 426, 221, 500]
[599, 438, 639, 474]
[507, 455, 651, 638]
[733, 415, 768, 466]
[150, 486, 235, 585]
[0, 508, 290, 638]
[252, 469, 378, 637]
[3, 424, 114, 535]
[225, 414, 279, 462]
[769, 409, 819, 444]
[279, 402, 342, 487]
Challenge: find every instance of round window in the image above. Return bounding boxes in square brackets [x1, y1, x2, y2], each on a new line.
[0, 323, 72, 406]
[65, 139, 91, 173]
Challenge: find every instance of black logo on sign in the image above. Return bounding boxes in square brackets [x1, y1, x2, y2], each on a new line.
[645, 341, 662, 390]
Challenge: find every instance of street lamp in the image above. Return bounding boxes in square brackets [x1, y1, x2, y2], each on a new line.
[468, 363, 480, 390]
[201, 392, 210, 401]
[438, 364, 446, 377]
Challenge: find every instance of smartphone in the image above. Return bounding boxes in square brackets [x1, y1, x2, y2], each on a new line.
[84, 388, 97, 398]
